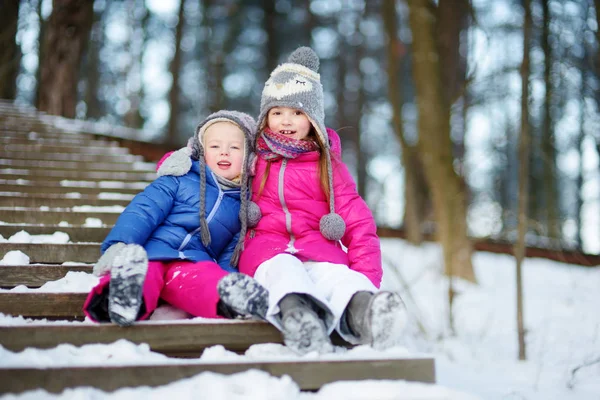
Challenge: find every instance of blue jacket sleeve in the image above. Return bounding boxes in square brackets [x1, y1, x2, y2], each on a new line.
[216, 232, 240, 272]
[102, 176, 178, 253]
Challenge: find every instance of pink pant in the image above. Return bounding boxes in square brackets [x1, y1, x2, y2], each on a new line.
[83, 260, 228, 322]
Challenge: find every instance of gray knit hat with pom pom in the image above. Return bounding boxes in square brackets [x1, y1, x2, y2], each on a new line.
[253, 46, 346, 242]
[158, 110, 256, 267]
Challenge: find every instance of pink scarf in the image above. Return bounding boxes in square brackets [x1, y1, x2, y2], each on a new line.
[256, 128, 319, 161]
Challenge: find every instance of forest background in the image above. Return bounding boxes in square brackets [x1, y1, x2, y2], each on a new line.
[1, 0, 599, 287]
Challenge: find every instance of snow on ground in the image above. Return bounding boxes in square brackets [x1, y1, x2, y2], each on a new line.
[0, 237, 599, 399]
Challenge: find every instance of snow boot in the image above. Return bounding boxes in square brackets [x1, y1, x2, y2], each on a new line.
[346, 290, 407, 350]
[217, 273, 269, 320]
[279, 293, 333, 355]
[108, 244, 148, 327]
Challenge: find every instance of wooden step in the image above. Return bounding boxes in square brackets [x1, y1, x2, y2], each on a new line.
[0, 292, 87, 318]
[0, 158, 156, 172]
[0, 169, 155, 182]
[0, 209, 121, 225]
[0, 151, 142, 163]
[0, 135, 118, 146]
[0, 357, 435, 394]
[0, 243, 100, 263]
[0, 193, 132, 208]
[0, 225, 111, 242]
[0, 181, 146, 195]
[0, 264, 92, 287]
[0, 320, 283, 356]
[2, 143, 131, 155]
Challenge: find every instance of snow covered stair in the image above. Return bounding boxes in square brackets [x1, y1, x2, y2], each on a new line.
[0, 321, 283, 357]
[0, 356, 435, 394]
[0, 101, 436, 393]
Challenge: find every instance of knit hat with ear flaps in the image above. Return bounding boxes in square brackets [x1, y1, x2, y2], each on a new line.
[193, 110, 257, 267]
[254, 46, 346, 242]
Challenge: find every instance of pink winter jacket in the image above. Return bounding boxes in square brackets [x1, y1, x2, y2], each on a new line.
[238, 128, 382, 288]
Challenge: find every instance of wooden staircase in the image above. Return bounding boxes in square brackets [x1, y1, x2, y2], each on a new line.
[0, 101, 435, 394]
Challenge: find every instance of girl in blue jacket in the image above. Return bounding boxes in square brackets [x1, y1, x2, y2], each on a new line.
[83, 110, 268, 326]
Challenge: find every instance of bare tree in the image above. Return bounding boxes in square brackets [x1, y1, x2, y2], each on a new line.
[166, 0, 186, 146]
[38, 0, 95, 118]
[541, 0, 560, 240]
[382, 0, 428, 244]
[350, 6, 367, 199]
[123, 0, 149, 128]
[0, 0, 21, 100]
[83, 3, 104, 119]
[35, 0, 46, 106]
[406, 0, 475, 282]
[515, 0, 533, 361]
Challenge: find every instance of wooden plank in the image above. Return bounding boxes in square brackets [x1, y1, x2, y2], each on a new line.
[0, 136, 118, 146]
[0, 158, 156, 172]
[2, 143, 131, 155]
[0, 264, 92, 287]
[0, 183, 145, 195]
[0, 321, 283, 356]
[0, 169, 155, 182]
[0, 209, 120, 225]
[0, 292, 87, 318]
[0, 151, 142, 163]
[0, 358, 436, 394]
[0, 243, 100, 263]
[0, 194, 131, 208]
[0, 225, 110, 243]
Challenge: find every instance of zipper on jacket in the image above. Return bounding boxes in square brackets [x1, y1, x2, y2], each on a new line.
[206, 170, 225, 223]
[177, 170, 227, 255]
[278, 159, 298, 254]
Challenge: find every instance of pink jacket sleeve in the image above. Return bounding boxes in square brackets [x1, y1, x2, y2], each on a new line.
[327, 129, 382, 288]
[156, 151, 174, 171]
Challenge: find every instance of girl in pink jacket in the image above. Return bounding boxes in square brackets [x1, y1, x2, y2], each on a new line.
[218, 47, 407, 355]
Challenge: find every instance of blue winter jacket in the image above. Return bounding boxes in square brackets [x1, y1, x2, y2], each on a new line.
[102, 161, 241, 271]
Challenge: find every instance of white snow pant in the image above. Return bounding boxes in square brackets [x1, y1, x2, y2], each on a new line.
[254, 253, 378, 344]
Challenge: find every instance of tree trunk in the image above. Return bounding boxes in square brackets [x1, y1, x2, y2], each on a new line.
[123, 0, 148, 128]
[382, 0, 427, 244]
[166, 0, 186, 146]
[0, 0, 21, 100]
[407, 0, 475, 282]
[351, 10, 367, 200]
[35, 0, 47, 107]
[515, 0, 532, 362]
[83, 5, 103, 119]
[199, 0, 211, 115]
[38, 0, 94, 118]
[541, 0, 560, 240]
[263, 0, 278, 74]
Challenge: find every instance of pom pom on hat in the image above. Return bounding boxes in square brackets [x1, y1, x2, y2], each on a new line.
[247, 201, 262, 228]
[320, 213, 346, 241]
[288, 46, 320, 72]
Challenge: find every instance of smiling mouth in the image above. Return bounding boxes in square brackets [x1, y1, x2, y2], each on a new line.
[217, 161, 231, 167]
[279, 130, 296, 135]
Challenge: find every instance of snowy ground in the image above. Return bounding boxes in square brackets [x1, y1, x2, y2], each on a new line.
[1, 235, 599, 399]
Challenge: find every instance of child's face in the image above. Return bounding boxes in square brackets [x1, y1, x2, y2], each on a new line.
[203, 122, 245, 181]
[267, 107, 312, 141]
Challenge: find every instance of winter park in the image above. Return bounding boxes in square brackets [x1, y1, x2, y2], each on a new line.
[1, 0, 600, 399]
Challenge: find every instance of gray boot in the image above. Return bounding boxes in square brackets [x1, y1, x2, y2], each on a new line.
[108, 244, 148, 327]
[345, 291, 407, 350]
[279, 294, 333, 355]
[217, 273, 269, 320]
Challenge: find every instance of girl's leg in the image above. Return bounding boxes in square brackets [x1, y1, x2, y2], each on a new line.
[304, 261, 406, 348]
[303, 261, 377, 325]
[160, 260, 228, 319]
[254, 254, 334, 354]
[83, 260, 166, 323]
